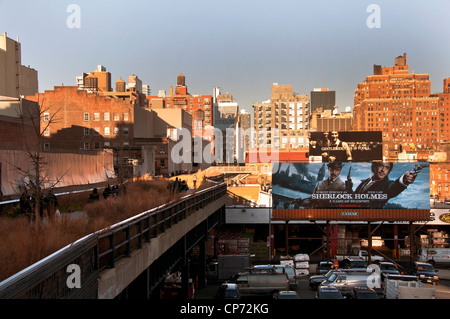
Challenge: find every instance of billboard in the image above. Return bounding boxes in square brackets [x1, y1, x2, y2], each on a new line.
[272, 162, 430, 210]
[308, 131, 382, 162]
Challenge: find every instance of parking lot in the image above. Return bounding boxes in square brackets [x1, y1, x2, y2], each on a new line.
[195, 264, 450, 300]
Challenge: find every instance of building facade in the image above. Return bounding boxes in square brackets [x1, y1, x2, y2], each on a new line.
[147, 74, 213, 138]
[252, 83, 310, 150]
[310, 88, 336, 112]
[352, 54, 450, 157]
[0, 32, 38, 98]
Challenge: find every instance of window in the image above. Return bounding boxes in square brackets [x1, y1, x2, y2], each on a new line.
[123, 127, 129, 135]
[104, 112, 110, 121]
[114, 127, 119, 135]
[84, 127, 90, 136]
[113, 113, 120, 121]
[83, 112, 89, 121]
[104, 127, 110, 136]
[93, 113, 100, 121]
[44, 142, 50, 150]
[44, 127, 50, 136]
[84, 142, 90, 150]
[104, 141, 110, 147]
[94, 142, 100, 150]
[94, 127, 100, 135]
[123, 112, 129, 121]
[43, 113, 50, 121]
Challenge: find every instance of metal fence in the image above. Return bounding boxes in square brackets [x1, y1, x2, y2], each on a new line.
[0, 182, 227, 299]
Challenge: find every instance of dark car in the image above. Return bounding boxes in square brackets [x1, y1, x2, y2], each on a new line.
[413, 262, 439, 284]
[216, 283, 241, 299]
[316, 261, 335, 275]
[349, 287, 379, 299]
[276, 290, 300, 299]
[340, 258, 368, 270]
[444, 199, 450, 205]
[315, 286, 344, 299]
[309, 269, 336, 290]
[379, 262, 400, 278]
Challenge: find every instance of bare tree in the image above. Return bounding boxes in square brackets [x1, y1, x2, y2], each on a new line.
[12, 97, 66, 222]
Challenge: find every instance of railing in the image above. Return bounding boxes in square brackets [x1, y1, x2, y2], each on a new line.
[0, 182, 227, 298]
[97, 182, 227, 270]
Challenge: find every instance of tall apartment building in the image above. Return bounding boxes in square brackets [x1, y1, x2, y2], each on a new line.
[252, 83, 310, 150]
[236, 109, 251, 163]
[147, 74, 213, 138]
[212, 88, 239, 163]
[0, 32, 38, 98]
[310, 88, 336, 112]
[352, 53, 450, 154]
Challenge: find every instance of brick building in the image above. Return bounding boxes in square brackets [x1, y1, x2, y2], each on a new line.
[430, 163, 450, 201]
[26, 86, 144, 178]
[147, 74, 213, 138]
[352, 53, 450, 159]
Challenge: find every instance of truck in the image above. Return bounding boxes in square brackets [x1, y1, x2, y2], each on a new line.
[335, 246, 384, 262]
[206, 254, 251, 281]
[418, 248, 450, 265]
[384, 274, 436, 299]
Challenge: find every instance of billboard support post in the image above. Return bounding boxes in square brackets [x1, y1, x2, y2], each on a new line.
[368, 222, 372, 265]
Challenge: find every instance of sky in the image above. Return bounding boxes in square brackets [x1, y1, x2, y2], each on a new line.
[1, 0, 450, 115]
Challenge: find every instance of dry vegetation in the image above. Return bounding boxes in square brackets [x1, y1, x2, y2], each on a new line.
[0, 176, 216, 282]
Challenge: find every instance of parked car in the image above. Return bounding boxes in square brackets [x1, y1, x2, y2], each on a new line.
[379, 262, 400, 278]
[309, 268, 368, 290]
[320, 270, 382, 297]
[443, 198, 450, 205]
[216, 283, 241, 299]
[412, 262, 439, 284]
[340, 258, 368, 270]
[316, 261, 335, 275]
[315, 286, 344, 299]
[276, 290, 300, 299]
[252, 264, 298, 290]
[349, 287, 380, 299]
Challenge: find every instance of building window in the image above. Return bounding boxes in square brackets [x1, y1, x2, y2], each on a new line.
[104, 127, 110, 136]
[114, 127, 119, 135]
[94, 127, 100, 135]
[94, 142, 99, 150]
[84, 112, 89, 121]
[123, 142, 129, 147]
[93, 113, 100, 121]
[104, 141, 110, 147]
[113, 113, 120, 121]
[84, 127, 90, 136]
[44, 127, 50, 137]
[123, 112, 129, 121]
[104, 112, 110, 121]
[43, 113, 50, 121]
[123, 127, 129, 135]
[44, 142, 50, 150]
[84, 142, 90, 150]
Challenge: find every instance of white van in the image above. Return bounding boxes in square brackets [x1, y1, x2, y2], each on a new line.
[418, 248, 450, 264]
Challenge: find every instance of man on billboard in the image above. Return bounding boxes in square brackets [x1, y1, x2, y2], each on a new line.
[321, 131, 352, 163]
[349, 162, 417, 208]
[313, 162, 346, 192]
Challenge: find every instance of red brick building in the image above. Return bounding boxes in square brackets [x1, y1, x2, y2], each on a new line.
[26, 86, 142, 178]
[352, 53, 450, 159]
[147, 74, 213, 137]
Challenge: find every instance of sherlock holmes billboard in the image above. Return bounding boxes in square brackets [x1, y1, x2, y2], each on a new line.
[308, 131, 382, 162]
[272, 162, 430, 210]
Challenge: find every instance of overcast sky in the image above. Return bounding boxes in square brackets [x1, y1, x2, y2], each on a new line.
[1, 0, 449, 114]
